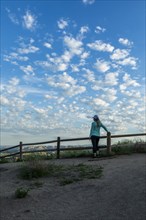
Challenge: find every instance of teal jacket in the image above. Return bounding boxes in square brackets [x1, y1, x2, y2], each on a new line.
[90, 121, 108, 137]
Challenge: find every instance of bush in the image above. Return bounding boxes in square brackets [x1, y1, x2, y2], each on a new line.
[0, 158, 9, 163]
[60, 150, 92, 159]
[19, 159, 103, 185]
[15, 187, 29, 198]
[20, 160, 49, 179]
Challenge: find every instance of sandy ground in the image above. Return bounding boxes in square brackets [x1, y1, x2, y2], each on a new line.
[0, 153, 146, 220]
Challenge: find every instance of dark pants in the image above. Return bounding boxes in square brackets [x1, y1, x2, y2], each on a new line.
[91, 135, 100, 153]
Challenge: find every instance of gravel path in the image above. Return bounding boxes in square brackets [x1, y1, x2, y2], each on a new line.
[0, 154, 146, 220]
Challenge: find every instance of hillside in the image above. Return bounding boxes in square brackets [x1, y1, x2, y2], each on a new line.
[0, 154, 146, 220]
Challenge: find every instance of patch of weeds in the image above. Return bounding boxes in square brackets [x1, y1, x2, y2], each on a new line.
[61, 150, 92, 159]
[59, 163, 103, 185]
[0, 158, 9, 164]
[112, 146, 133, 155]
[15, 187, 29, 198]
[19, 160, 65, 180]
[19, 160, 49, 179]
[19, 159, 103, 186]
[74, 163, 103, 180]
[60, 178, 75, 186]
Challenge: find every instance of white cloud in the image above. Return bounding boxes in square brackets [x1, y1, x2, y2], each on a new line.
[80, 51, 90, 59]
[57, 18, 68, 29]
[1, 8, 145, 144]
[95, 26, 106, 34]
[93, 97, 109, 107]
[47, 72, 86, 96]
[83, 68, 95, 82]
[18, 45, 39, 54]
[64, 36, 83, 55]
[58, 63, 68, 71]
[117, 56, 137, 69]
[123, 73, 140, 86]
[6, 8, 19, 25]
[80, 26, 89, 34]
[110, 49, 129, 60]
[120, 73, 140, 91]
[61, 50, 72, 63]
[78, 26, 90, 40]
[0, 96, 9, 106]
[104, 72, 119, 86]
[20, 65, 34, 75]
[71, 64, 80, 72]
[82, 0, 95, 5]
[121, 89, 141, 98]
[102, 88, 117, 102]
[45, 54, 68, 72]
[94, 59, 110, 73]
[119, 38, 133, 47]
[44, 42, 52, 49]
[4, 52, 29, 62]
[9, 77, 20, 86]
[22, 10, 37, 31]
[87, 40, 114, 52]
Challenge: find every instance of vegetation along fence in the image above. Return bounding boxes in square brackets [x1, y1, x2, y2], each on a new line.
[0, 133, 146, 160]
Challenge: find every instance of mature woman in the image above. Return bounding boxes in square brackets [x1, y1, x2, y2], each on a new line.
[90, 115, 109, 158]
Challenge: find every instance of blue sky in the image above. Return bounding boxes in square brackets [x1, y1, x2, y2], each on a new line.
[1, 0, 146, 145]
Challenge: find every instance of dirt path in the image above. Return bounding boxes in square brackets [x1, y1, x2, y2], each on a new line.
[0, 154, 146, 220]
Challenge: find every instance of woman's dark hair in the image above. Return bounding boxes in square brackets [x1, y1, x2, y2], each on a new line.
[94, 118, 101, 126]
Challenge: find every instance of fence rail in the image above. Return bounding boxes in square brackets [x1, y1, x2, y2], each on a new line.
[0, 133, 145, 159]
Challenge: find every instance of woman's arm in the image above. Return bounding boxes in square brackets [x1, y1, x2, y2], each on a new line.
[101, 123, 109, 132]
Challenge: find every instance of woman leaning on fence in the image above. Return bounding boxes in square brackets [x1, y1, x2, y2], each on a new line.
[90, 115, 109, 158]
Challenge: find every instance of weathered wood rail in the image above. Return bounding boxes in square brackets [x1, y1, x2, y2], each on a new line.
[0, 133, 145, 159]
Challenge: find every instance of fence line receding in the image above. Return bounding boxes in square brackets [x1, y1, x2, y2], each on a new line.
[0, 133, 145, 159]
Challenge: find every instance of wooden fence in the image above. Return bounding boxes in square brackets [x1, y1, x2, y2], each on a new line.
[0, 132, 145, 160]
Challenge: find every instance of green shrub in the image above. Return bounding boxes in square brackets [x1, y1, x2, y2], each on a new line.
[15, 187, 29, 198]
[20, 160, 49, 179]
[0, 158, 9, 163]
[60, 178, 75, 186]
[19, 159, 103, 185]
[61, 150, 92, 159]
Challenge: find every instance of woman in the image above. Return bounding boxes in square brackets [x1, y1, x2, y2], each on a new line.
[90, 115, 109, 158]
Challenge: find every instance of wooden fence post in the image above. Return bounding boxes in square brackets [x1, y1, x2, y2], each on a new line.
[19, 141, 23, 160]
[107, 132, 111, 155]
[57, 137, 60, 159]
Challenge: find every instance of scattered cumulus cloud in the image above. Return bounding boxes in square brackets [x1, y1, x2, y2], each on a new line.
[94, 59, 110, 72]
[80, 26, 89, 34]
[22, 10, 37, 31]
[78, 26, 90, 40]
[116, 56, 138, 69]
[1, 5, 145, 144]
[120, 73, 140, 91]
[6, 8, 19, 25]
[93, 97, 109, 107]
[43, 42, 52, 49]
[18, 45, 39, 54]
[47, 72, 86, 96]
[119, 38, 133, 47]
[20, 65, 35, 75]
[104, 72, 119, 86]
[87, 40, 114, 52]
[4, 52, 29, 63]
[57, 18, 68, 29]
[110, 49, 129, 60]
[64, 36, 83, 55]
[82, 0, 95, 5]
[95, 26, 106, 34]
